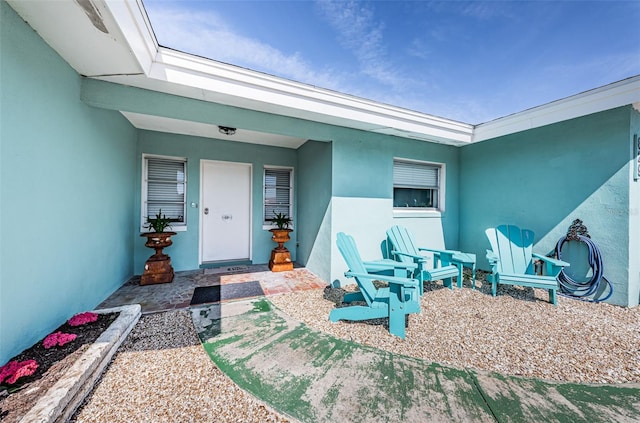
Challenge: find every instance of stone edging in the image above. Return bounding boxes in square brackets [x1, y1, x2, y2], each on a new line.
[19, 304, 141, 423]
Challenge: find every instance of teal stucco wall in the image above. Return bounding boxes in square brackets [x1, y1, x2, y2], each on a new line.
[328, 132, 460, 285]
[297, 140, 333, 281]
[0, 2, 137, 364]
[460, 106, 636, 306]
[628, 107, 640, 307]
[135, 130, 298, 273]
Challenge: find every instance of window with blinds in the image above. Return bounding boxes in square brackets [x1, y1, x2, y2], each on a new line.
[264, 167, 293, 225]
[143, 155, 187, 228]
[393, 159, 441, 209]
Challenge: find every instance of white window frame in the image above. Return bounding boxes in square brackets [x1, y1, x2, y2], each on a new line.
[141, 154, 188, 232]
[392, 158, 445, 217]
[263, 165, 294, 229]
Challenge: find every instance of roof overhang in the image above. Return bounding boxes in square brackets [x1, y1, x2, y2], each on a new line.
[7, 0, 472, 147]
[474, 76, 640, 142]
[7, 0, 639, 148]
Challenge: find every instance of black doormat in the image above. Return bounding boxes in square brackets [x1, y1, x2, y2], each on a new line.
[190, 281, 264, 306]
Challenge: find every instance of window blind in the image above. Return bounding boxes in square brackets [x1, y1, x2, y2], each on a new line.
[264, 168, 292, 223]
[145, 157, 186, 223]
[393, 160, 438, 188]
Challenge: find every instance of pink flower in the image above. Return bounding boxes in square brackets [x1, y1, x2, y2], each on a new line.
[43, 332, 77, 349]
[0, 360, 38, 385]
[68, 312, 98, 326]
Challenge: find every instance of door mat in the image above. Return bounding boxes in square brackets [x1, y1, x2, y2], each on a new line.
[203, 265, 251, 275]
[190, 281, 263, 306]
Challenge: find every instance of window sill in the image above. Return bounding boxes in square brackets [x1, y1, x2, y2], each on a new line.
[393, 209, 442, 218]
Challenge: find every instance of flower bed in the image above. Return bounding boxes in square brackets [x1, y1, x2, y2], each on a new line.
[0, 305, 140, 423]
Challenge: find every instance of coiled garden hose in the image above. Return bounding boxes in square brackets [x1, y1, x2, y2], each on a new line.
[554, 233, 613, 303]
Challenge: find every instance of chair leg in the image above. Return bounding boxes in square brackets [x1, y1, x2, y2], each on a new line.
[443, 277, 453, 290]
[549, 288, 557, 306]
[492, 281, 497, 297]
[388, 284, 406, 338]
[456, 264, 463, 288]
[471, 264, 477, 290]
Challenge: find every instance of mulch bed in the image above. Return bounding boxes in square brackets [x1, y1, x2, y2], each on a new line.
[0, 313, 118, 422]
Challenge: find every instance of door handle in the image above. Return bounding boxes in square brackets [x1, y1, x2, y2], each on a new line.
[204, 207, 209, 215]
[222, 214, 232, 221]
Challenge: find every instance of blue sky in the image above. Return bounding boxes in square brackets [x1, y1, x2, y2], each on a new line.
[143, 0, 640, 124]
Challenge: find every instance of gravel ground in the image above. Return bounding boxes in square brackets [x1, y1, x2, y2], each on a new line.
[271, 271, 640, 385]
[72, 311, 289, 423]
[73, 271, 640, 422]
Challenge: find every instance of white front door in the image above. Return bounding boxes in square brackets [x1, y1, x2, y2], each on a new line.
[200, 160, 252, 263]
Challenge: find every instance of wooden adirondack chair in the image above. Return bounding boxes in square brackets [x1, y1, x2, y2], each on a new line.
[329, 232, 421, 339]
[485, 225, 569, 305]
[386, 225, 461, 291]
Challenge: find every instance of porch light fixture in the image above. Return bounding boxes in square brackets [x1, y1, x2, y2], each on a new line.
[218, 125, 236, 136]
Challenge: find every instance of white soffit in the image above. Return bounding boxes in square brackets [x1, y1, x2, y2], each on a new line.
[122, 112, 308, 149]
[98, 47, 474, 145]
[7, 0, 149, 77]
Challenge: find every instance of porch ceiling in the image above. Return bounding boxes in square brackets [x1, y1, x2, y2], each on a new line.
[122, 112, 308, 149]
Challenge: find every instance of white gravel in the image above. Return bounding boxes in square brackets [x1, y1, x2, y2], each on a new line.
[271, 272, 640, 385]
[72, 311, 290, 423]
[73, 271, 639, 422]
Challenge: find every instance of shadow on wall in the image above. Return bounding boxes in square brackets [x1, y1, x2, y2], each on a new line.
[460, 107, 632, 270]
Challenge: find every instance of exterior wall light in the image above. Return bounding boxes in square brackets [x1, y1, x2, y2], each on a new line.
[218, 126, 236, 136]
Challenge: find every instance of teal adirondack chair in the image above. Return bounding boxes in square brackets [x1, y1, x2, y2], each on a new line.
[329, 232, 421, 339]
[386, 225, 461, 291]
[485, 225, 569, 305]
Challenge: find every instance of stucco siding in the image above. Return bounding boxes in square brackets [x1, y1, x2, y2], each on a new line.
[1, 2, 137, 364]
[628, 106, 640, 306]
[460, 106, 634, 306]
[296, 140, 332, 280]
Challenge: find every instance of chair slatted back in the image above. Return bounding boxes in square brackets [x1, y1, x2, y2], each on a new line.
[486, 225, 535, 275]
[386, 225, 419, 266]
[336, 232, 377, 305]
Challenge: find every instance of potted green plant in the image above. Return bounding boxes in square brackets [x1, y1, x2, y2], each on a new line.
[268, 212, 293, 272]
[144, 209, 173, 234]
[271, 212, 292, 230]
[140, 209, 177, 285]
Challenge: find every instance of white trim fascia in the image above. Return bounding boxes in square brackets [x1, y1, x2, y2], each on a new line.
[94, 0, 472, 145]
[104, 0, 158, 75]
[473, 76, 640, 143]
[148, 48, 474, 144]
[98, 0, 638, 147]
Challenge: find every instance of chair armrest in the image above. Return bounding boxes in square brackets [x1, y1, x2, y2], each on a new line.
[418, 247, 456, 265]
[390, 250, 427, 262]
[532, 253, 570, 267]
[486, 250, 499, 265]
[418, 247, 460, 255]
[345, 271, 420, 288]
[363, 259, 417, 272]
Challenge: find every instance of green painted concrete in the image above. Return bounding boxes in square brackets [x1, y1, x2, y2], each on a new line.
[0, 1, 137, 364]
[474, 372, 640, 423]
[192, 299, 640, 423]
